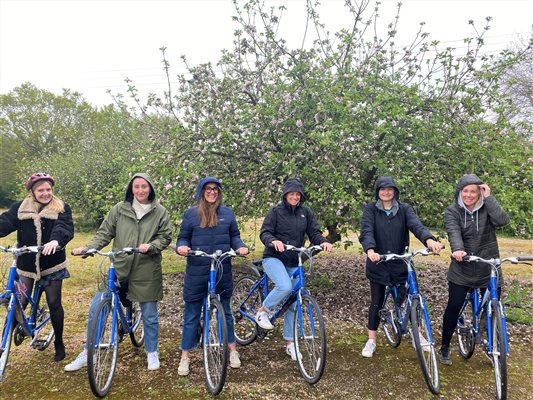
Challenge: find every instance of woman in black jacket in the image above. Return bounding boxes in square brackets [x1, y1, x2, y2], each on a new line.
[256, 179, 332, 361]
[0, 173, 74, 361]
[439, 174, 509, 365]
[359, 176, 443, 358]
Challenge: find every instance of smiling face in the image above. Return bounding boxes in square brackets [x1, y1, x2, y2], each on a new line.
[460, 184, 481, 211]
[203, 184, 220, 204]
[32, 181, 54, 205]
[285, 191, 301, 207]
[378, 187, 395, 203]
[132, 178, 151, 204]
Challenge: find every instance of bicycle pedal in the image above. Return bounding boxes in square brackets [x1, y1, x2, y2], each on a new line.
[31, 339, 47, 350]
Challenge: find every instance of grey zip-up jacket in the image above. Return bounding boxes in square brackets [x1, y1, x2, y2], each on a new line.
[445, 174, 509, 287]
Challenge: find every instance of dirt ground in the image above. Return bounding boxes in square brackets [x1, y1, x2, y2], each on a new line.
[1, 255, 532, 399]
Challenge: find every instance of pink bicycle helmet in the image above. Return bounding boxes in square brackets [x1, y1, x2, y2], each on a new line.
[25, 173, 55, 190]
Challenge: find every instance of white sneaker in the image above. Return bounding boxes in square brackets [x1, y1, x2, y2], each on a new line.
[285, 343, 301, 361]
[255, 311, 274, 330]
[178, 357, 190, 376]
[362, 339, 376, 358]
[229, 350, 241, 368]
[64, 349, 88, 371]
[147, 351, 160, 370]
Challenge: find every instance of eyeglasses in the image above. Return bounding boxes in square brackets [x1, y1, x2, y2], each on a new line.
[205, 186, 219, 193]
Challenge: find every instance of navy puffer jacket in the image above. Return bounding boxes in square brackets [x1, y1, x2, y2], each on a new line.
[177, 177, 246, 302]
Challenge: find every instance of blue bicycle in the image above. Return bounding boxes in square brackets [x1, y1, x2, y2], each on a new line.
[183, 249, 244, 395]
[456, 255, 533, 400]
[231, 244, 326, 384]
[0, 245, 55, 381]
[378, 248, 440, 395]
[75, 247, 144, 398]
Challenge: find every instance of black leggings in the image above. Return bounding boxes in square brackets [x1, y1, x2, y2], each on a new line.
[368, 282, 386, 331]
[441, 281, 501, 347]
[20, 276, 64, 344]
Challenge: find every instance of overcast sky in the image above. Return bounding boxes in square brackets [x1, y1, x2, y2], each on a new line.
[1, 0, 531, 107]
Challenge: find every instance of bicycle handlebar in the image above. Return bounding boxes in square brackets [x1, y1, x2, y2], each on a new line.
[71, 247, 140, 258]
[184, 249, 245, 259]
[269, 243, 323, 255]
[379, 247, 443, 262]
[0, 245, 64, 256]
[463, 255, 533, 266]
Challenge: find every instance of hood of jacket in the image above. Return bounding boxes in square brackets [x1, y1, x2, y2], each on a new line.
[195, 176, 222, 203]
[374, 176, 400, 200]
[124, 173, 156, 203]
[281, 178, 308, 203]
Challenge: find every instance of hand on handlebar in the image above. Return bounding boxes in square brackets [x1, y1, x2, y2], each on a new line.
[177, 245, 191, 256]
[236, 247, 249, 256]
[452, 250, 467, 262]
[138, 243, 151, 253]
[367, 249, 381, 263]
[271, 240, 285, 252]
[321, 242, 333, 252]
[426, 239, 444, 254]
[41, 240, 59, 256]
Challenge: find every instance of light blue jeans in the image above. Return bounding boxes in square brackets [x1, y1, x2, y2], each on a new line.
[262, 257, 298, 341]
[86, 292, 159, 353]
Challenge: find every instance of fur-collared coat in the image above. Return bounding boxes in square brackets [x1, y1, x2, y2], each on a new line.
[0, 195, 74, 280]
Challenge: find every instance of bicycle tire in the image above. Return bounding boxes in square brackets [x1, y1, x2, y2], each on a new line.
[33, 300, 54, 350]
[203, 297, 228, 395]
[491, 304, 507, 400]
[457, 298, 476, 359]
[380, 290, 401, 348]
[87, 298, 119, 398]
[231, 276, 262, 346]
[410, 297, 440, 395]
[129, 302, 144, 348]
[0, 298, 14, 381]
[293, 294, 327, 385]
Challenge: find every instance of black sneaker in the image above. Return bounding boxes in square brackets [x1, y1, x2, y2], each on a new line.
[439, 345, 452, 365]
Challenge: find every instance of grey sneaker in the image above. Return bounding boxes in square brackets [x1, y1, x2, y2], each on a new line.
[178, 357, 190, 376]
[64, 349, 88, 372]
[229, 351, 241, 368]
[439, 345, 452, 365]
[362, 339, 376, 358]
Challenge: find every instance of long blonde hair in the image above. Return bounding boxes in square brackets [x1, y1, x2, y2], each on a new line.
[198, 193, 222, 228]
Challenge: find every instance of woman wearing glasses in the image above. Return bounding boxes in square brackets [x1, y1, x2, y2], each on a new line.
[175, 177, 248, 376]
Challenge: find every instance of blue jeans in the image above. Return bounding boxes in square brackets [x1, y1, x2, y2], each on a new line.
[180, 296, 236, 351]
[262, 257, 298, 341]
[86, 292, 159, 353]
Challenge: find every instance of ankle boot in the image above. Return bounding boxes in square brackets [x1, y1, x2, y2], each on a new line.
[54, 341, 66, 362]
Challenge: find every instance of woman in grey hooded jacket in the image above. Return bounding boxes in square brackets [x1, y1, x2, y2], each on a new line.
[439, 174, 509, 365]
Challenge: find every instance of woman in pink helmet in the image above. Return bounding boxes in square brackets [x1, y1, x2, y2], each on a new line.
[0, 173, 74, 362]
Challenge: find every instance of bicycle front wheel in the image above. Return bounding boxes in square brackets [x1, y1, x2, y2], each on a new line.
[203, 298, 228, 396]
[380, 290, 401, 348]
[87, 298, 119, 398]
[410, 298, 440, 395]
[232, 276, 262, 346]
[33, 301, 54, 350]
[491, 304, 507, 400]
[129, 302, 144, 348]
[293, 294, 326, 384]
[457, 298, 475, 359]
[0, 297, 14, 381]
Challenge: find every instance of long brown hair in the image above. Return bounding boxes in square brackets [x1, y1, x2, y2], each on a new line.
[198, 191, 222, 228]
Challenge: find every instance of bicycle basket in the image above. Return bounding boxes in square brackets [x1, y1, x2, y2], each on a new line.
[97, 258, 111, 292]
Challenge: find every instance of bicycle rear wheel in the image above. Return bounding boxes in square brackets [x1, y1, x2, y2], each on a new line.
[87, 298, 119, 398]
[232, 276, 262, 346]
[457, 298, 476, 359]
[203, 297, 228, 395]
[410, 297, 440, 395]
[0, 297, 14, 381]
[491, 304, 507, 400]
[293, 294, 326, 384]
[380, 290, 401, 348]
[129, 302, 144, 348]
[32, 300, 54, 350]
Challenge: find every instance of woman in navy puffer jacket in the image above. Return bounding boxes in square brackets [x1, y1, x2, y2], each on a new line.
[175, 177, 248, 376]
